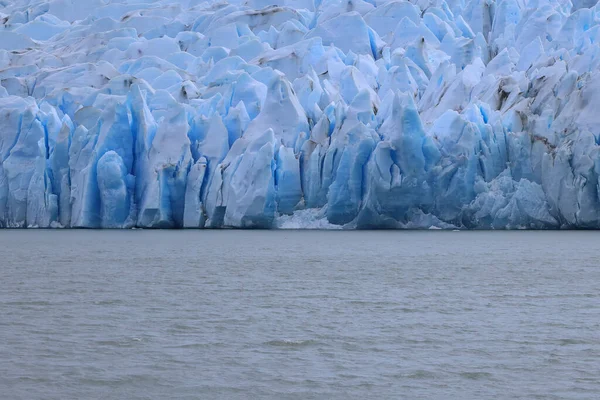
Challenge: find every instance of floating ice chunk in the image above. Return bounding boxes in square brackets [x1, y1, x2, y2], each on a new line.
[275, 207, 342, 229]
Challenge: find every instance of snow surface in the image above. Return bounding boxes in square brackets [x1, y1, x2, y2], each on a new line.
[0, 0, 599, 229]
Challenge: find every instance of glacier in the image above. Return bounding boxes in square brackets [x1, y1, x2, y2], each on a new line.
[1, 0, 600, 229]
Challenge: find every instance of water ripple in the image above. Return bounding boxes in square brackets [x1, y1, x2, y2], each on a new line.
[1, 230, 599, 399]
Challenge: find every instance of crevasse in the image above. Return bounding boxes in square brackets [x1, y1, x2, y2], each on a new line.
[0, 0, 599, 229]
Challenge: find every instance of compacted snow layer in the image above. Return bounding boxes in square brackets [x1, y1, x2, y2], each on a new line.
[0, 0, 599, 229]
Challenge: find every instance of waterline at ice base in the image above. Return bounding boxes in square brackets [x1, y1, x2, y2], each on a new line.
[1, 0, 600, 229]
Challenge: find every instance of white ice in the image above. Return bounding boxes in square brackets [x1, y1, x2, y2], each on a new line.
[1, 0, 599, 229]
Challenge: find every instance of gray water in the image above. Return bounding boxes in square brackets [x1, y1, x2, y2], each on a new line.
[1, 231, 599, 400]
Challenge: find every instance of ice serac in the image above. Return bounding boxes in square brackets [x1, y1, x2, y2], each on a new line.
[183, 157, 208, 228]
[243, 74, 308, 148]
[1, 0, 600, 229]
[223, 129, 277, 228]
[275, 145, 302, 215]
[97, 151, 133, 228]
[137, 103, 192, 228]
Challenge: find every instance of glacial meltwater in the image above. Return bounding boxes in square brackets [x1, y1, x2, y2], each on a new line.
[1, 230, 599, 399]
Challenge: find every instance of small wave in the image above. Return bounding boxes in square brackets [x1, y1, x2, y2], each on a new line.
[169, 323, 197, 331]
[93, 299, 125, 306]
[407, 370, 437, 379]
[398, 307, 420, 313]
[348, 300, 398, 307]
[166, 342, 213, 349]
[558, 338, 588, 346]
[17, 376, 51, 383]
[264, 339, 317, 347]
[4, 301, 51, 306]
[404, 338, 436, 345]
[78, 374, 156, 386]
[459, 372, 493, 380]
[96, 337, 145, 347]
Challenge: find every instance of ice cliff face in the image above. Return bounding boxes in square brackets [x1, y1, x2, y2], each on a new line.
[1, 0, 599, 229]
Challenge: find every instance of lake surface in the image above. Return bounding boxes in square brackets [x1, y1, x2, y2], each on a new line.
[1, 230, 599, 399]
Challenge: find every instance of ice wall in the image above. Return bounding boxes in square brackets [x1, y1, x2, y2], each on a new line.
[1, 0, 600, 229]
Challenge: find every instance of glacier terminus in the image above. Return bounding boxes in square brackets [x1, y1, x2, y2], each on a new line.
[1, 0, 600, 229]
